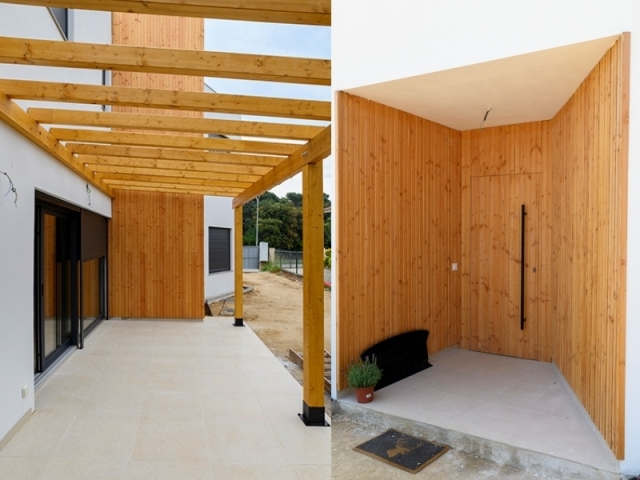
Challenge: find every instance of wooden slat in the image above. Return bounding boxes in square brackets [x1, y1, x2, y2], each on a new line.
[78, 155, 272, 176]
[0, 90, 112, 196]
[0, 37, 330, 86]
[232, 124, 330, 208]
[68, 144, 284, 167]
[109, 190, 204, 318]
[95, 172, 252, 188]
[0, 80, 331, 121]
[302, 161, 325, 413]
[50, 128, 299, 156]
[335, 93, 461, 390]
[104, 181, 242, 196]
[29, 108, 324, 141]
[88, 164, 260, 183]
[0, 0, 331, 25]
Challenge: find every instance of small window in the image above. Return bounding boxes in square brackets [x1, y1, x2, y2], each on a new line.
[209, 227, 231, 273]
[49, 7, 68, 39]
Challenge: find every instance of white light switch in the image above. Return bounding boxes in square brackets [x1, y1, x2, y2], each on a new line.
[452, 263, 458, 271]
[21, 385, 28, 398]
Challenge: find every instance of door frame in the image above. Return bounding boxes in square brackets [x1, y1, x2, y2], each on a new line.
[33, 193, 81, 374]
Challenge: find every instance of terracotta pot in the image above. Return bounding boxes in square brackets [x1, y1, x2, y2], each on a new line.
[356, 386, 375, 403]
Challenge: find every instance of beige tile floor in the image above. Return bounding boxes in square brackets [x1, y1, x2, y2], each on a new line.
[340, 346, 619, 474]
[0, 318, 330, 480]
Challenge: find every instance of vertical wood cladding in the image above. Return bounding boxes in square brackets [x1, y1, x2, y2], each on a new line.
[335, 92, 462, 390]
[461, 121, 553, 363]
[108, 13, 206, 320]
[109, 189, 204, 319]
[548, 35, 628, 458]
[111, 13, 204, 118]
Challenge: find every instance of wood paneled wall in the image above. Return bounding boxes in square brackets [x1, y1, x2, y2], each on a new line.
[461, 122, 553, 362]
[109, 189, 205, 319]
[112, 13, 204, 118]
[548, 35, 629, 458]
[335, 92, 462, 390]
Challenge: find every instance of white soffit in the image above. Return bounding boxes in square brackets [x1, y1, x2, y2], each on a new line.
[345, 36, 620, 131]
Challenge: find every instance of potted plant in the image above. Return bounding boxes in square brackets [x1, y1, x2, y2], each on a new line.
[347, 356, 382, 403]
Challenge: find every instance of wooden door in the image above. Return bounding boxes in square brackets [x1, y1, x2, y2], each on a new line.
[470, 173, 542, 360]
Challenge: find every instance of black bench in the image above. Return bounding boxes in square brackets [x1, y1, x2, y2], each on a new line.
[361, 330, 431, 390]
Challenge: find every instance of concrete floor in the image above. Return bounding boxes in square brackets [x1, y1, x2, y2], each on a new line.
[0, 318, 330, 480]
[332, 414, 561, 479]
[337, 347, 619, 478]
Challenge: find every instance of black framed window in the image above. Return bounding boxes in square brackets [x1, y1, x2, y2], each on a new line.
[49, 8, 68, 39]
[208, 227, 231, 273]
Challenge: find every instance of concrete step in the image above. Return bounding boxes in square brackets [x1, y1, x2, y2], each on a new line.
[333, 399, 623, 480]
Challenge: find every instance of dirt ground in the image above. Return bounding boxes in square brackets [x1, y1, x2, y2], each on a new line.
[208, 270, 332, 411]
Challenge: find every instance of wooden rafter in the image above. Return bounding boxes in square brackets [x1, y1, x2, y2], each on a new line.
[77, 155, 272, 176]
[0, 0, 331, 26]
[50, 129, 299, 156]
[86, 164, 260, 183]
[67, 144, 285, 167]
[0, 80, 331, 121]
[0, 89, 112, 196]
[109, 184, 241, 197]
[28, 108, 325, 141]
[232, 124, 330, 208]
[0, 37, 330, 86]
[97, 173, 250, 189]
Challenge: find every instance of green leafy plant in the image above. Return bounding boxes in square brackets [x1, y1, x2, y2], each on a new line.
[346, 356, 382, 388]
[260, 261, 281, 273]
[324, 248, 331, 269]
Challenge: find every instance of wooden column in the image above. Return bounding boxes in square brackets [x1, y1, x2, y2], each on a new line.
[234, 205, 244, 327]
[301, 161, 326, 426]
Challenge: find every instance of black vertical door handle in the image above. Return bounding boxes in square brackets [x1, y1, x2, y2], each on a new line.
[521, 204, 526, 331]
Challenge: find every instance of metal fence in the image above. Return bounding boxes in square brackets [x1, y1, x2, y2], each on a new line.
[243, 246, 260, 269]
[274, 249, 303, 275]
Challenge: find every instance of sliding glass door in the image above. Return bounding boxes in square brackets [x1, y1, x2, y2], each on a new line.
[34, 203, 79, 373]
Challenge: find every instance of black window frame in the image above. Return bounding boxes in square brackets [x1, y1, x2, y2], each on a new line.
[208, 227, 231, 274]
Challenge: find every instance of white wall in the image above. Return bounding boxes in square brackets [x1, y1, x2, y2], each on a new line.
[332, 0, 640, 473]
[0, 4, 112, 445]
[333, 0, 633, 92]
[0, 124, 111, 444]
[204, 196, 235, 300]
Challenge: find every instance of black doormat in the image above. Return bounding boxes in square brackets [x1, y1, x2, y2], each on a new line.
[353, 429, 449, 474]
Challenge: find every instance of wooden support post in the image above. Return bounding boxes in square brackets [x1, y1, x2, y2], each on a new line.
[234, 206, 244, 327]
[300, 161, 326, 426]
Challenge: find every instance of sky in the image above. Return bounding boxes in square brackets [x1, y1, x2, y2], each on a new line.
[203, 20, 332, 200]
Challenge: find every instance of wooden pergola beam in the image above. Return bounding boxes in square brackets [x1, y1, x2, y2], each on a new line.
[96, 172, 251, 189]
[78, 155, 272, 176]
[67, 144, 285, 167]
[51, 129, 299, 156]
[0, 89, 112, 196]
[29, 108, 325, 141]
[1, 37, 330, 86]
[232, 124, 330, 208]
[109, 183, 242, 197]
[86, 164, 260, 183]
[0, 80, 331, 121]
[0, 0, 331, 26]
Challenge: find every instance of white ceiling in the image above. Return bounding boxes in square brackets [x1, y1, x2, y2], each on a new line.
[345, 36, 620, 131]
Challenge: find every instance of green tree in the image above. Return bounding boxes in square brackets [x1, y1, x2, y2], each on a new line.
[241, 191, 332, 250]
